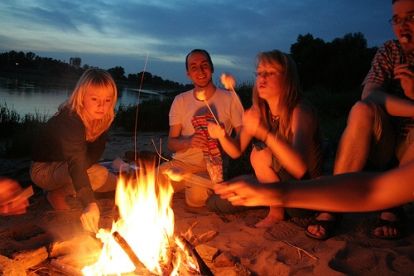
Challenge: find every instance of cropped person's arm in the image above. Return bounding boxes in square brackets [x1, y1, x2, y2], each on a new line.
[215, 161, 414, 212]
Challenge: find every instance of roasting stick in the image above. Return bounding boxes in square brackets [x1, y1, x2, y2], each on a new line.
[194, 90, 220, 125]
[163, 169, 213, 189]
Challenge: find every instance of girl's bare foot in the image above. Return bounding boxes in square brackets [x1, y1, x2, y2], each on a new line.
[47, 188, 72, 210]
[255, 207, 284, 228]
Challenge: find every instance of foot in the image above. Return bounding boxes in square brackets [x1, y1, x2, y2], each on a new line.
[46, 189, 71, 210]
[372, 211, 402, 239]
[255, 210, 284, 228]
[306, 212, 336, 240]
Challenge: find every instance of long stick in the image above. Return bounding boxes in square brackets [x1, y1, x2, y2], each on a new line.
[134, 53, 150, 161]
[203, 100, 220, 125]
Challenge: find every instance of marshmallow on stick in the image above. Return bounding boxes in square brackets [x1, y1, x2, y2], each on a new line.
[220, 73, 237, 94]
[401, 34, 410, 44]
[195, 90, 220, 125]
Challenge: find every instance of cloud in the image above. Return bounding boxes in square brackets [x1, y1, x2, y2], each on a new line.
[0, 0, 393, 83]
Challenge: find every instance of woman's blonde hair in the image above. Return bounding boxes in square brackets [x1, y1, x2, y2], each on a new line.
[66, 68, 117, 141]
[252, 50, 301, 138]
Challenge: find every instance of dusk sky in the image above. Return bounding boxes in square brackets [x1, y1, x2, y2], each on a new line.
[0, 0, 393, 85]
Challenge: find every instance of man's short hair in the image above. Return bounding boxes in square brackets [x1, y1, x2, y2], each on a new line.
[185, 49, 214, 73]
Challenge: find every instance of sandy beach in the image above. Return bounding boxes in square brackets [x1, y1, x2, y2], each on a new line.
[0, 130, 413, 275]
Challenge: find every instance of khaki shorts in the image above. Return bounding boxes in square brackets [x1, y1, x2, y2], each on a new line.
[30, 162, 117, 193]
[158, 160, 213, 207]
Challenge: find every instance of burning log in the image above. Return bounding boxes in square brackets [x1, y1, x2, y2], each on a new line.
[180, 237, 214, 276]
[0, 247, 48, 276]
[112, 231, 146, 270]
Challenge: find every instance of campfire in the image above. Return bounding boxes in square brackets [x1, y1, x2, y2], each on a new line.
[82, 161, 204, 275]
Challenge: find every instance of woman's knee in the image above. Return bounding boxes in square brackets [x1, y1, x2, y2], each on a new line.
[250, 147, 273, 170]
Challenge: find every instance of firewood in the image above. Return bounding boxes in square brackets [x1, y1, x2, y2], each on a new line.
[50, 258, 82, 276]
[49, 234, 101, 258]
[195, 244, 219, 262]
[0, 247, 48, 276]
[195, 230, 218, 245]
[179, 237, 213, 276]
[112, 231, 146, 270]
[214, 251, 237, 267]
[12, 247, 48, 269]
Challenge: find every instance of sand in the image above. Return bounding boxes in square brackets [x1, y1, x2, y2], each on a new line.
[1, 130, 413, 275]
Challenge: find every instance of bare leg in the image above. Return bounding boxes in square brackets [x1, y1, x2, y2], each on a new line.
[334, 102, 376, 174]
[47, 185, 75, 210]
[250, 147, 283, 228]
[308, 102, 377, 239]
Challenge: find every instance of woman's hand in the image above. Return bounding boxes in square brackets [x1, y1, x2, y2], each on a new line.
[80, 202, 100, 233]
[0, 178, 29, 215]
[243, 108, 268, 141]
[207, 122, 226, 139]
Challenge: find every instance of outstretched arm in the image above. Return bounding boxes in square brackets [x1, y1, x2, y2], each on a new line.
[215, 161, 414, 212]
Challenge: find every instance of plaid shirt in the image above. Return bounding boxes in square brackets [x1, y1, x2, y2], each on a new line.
[364, 39, 414, 137]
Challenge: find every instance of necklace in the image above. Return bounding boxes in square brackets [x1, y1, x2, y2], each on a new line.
[270, 114, 279, 123]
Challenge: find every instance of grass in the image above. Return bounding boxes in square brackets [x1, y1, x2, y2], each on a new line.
[0, 86, 359, 160]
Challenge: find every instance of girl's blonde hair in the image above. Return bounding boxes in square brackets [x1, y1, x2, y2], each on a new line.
[252, 50, 301, 138]
[66, 68, 117, 141]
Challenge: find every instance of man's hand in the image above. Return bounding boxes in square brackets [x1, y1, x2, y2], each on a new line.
[80, 202, 100, 233]
[395, 64, 414, 100]
[190, 132, 208, 150]
[0, 178, 29, 215]
[214, 175, 281, 206]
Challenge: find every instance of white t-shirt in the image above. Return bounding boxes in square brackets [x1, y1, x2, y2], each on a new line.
[169, 88, 244, 167]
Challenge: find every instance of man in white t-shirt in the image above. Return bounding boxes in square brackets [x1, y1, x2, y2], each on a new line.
[160, 49, 244, 207]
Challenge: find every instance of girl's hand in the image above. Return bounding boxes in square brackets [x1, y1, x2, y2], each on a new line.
[207, 122, 226, 139]
[243, 108, 261, 137]
[243, 108, 268, 141]
[0, 178, 29, 215]
[80, 202, 100, 233]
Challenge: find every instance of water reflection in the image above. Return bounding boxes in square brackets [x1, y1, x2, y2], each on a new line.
[0, 77, 168, 118]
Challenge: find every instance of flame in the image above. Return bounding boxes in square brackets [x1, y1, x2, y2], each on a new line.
[82, 161, 195, 275]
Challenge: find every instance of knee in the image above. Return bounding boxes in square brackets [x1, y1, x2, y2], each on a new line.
[250, 147, 272, 171]
[87, 164, 110, 190]
[185, 186, 212, 207]
[347, 101, 377, 128]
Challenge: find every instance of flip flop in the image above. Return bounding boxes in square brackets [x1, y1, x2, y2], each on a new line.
[371, 208, 406, 240]
[305, 214, 339, 240]
[371, 217, 404, 240]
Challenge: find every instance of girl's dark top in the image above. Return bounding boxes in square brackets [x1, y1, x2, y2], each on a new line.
[32, 107, 107, 207]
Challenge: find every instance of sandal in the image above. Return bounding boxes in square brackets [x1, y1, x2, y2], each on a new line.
[305, 213, 340, 240]
[371, 208, 406, 240]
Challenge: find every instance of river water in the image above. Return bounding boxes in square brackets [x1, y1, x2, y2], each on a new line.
[0, 77, 169, 118]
